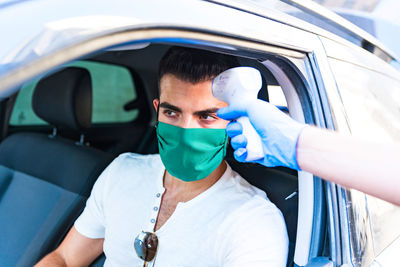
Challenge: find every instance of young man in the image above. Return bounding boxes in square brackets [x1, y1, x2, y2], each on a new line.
[36, 47, 288, 266]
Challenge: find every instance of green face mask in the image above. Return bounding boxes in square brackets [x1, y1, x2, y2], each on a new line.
[156, 121, 228, 182]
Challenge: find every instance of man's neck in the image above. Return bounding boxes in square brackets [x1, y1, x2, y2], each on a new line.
[163, 161, 227, 202]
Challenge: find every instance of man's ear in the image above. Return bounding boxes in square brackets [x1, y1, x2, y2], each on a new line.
[153, 98, 159, 111]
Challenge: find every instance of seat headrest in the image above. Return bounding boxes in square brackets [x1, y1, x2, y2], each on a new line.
[32, 67, 92, 131]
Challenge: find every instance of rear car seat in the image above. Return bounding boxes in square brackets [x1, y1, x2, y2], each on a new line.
[0, 67, 113, 266]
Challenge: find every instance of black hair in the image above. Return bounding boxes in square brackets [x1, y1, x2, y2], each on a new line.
[158, 46, 239, 89]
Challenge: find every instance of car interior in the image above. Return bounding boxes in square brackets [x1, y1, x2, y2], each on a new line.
[0, 43, 302, 266]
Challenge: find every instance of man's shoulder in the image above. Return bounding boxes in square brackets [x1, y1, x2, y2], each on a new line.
[220, 165, 268, 204]
[216, 165, 284, 220]
[213, 172, 289, 264]
[213, 177, 289, 267]
[220, 165, 286, 223]
[100, 153, 163, 187]
[109, 152, 163, 171]
[234, 193, 284, 220]
[114, 152, 161, 163]
[218, 188, 288, 246]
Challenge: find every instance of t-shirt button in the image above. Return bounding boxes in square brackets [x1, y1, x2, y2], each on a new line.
[153, 207, 159, 211]
[156, 193, 161, 198]
[151, 219, 156, 223]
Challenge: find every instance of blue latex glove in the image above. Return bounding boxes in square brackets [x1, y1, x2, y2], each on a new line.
[217, 99, 307, 170]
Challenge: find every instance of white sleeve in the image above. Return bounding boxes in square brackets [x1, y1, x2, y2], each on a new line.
[216, 197, 289, 267]
[74, 156, 119, 239]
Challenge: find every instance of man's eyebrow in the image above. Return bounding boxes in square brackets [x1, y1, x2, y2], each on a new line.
[159, 102, 182, 112]
[193, 108, 220, 116]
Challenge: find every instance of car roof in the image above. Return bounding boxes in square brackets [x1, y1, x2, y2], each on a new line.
[0, 0, 397, 95]
[0, 1, 310, 78]
[207, 0, 398, 63]
[0, 0, 396, 59]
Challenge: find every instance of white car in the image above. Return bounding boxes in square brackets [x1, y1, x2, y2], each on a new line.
[0, 1, 399, 266]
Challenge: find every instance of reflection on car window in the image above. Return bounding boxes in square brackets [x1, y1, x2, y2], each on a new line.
[329, 57, 400, 255]
[366, 196, 400, 254]
[10, 60, 138, 126]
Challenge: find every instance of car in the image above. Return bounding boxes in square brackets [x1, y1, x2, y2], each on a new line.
[0, 0, 400, 266]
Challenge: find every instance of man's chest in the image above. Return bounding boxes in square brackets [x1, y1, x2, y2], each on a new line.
[154, 195, 179, 231]
[99, 179, 238, 267]
[102, 196, 219, 267]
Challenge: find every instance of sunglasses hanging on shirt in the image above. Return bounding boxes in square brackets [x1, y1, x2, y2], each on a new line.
[134, 231, 159, 266]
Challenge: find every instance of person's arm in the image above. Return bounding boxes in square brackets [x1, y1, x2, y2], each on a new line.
[297, 126, 400, 205]
[217, 99, 400, 206]
[35, 226, 104, 267]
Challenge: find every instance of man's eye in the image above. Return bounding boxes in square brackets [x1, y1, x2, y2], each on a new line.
[163, 110, 177, 117]
[200, 114, 217, 121]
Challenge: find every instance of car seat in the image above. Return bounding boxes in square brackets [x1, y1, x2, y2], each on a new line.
[0, 67, 113, 266]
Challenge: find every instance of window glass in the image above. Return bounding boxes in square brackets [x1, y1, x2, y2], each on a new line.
[328, 57, 400, 255]
[10, 79, 47, 125]
[10, 60, 138, 126]
[365, 196, 400, 255]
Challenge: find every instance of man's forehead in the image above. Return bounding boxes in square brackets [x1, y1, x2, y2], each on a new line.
[160, 74, 212, 93]
[159, 74, 225, 110]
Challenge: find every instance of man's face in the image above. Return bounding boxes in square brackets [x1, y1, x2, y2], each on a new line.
[153, 74, 229, 129]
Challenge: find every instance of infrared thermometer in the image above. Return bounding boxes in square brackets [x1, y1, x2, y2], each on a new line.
[212, 67, 264, 161]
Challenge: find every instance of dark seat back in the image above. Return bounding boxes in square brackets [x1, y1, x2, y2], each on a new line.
[0, 67, 113, 266]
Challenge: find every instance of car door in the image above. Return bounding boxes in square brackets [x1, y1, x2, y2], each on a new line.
[0, 1, 355, 266]
[320, 36, 400, 267]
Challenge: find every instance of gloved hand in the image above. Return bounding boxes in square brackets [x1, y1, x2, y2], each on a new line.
[217, 99, 307, 170]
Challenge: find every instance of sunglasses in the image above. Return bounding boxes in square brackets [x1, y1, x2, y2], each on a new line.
[134, 231, 159, 264]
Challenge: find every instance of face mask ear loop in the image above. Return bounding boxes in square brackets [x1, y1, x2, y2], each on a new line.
[155, 102, 160, 128]
[223, 131, 228, 158]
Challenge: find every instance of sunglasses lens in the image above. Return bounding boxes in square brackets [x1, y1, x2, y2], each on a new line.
[134, 231, 158, 261]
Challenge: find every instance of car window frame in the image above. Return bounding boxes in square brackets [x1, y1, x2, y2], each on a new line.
[0, 25, 333, 267]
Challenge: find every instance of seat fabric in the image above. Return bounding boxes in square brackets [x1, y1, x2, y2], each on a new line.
[0, 133, 112, 196]
[0, 67, 113, 266]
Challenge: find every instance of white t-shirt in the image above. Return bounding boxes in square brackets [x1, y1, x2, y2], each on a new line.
[75, 153, 288, 267]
